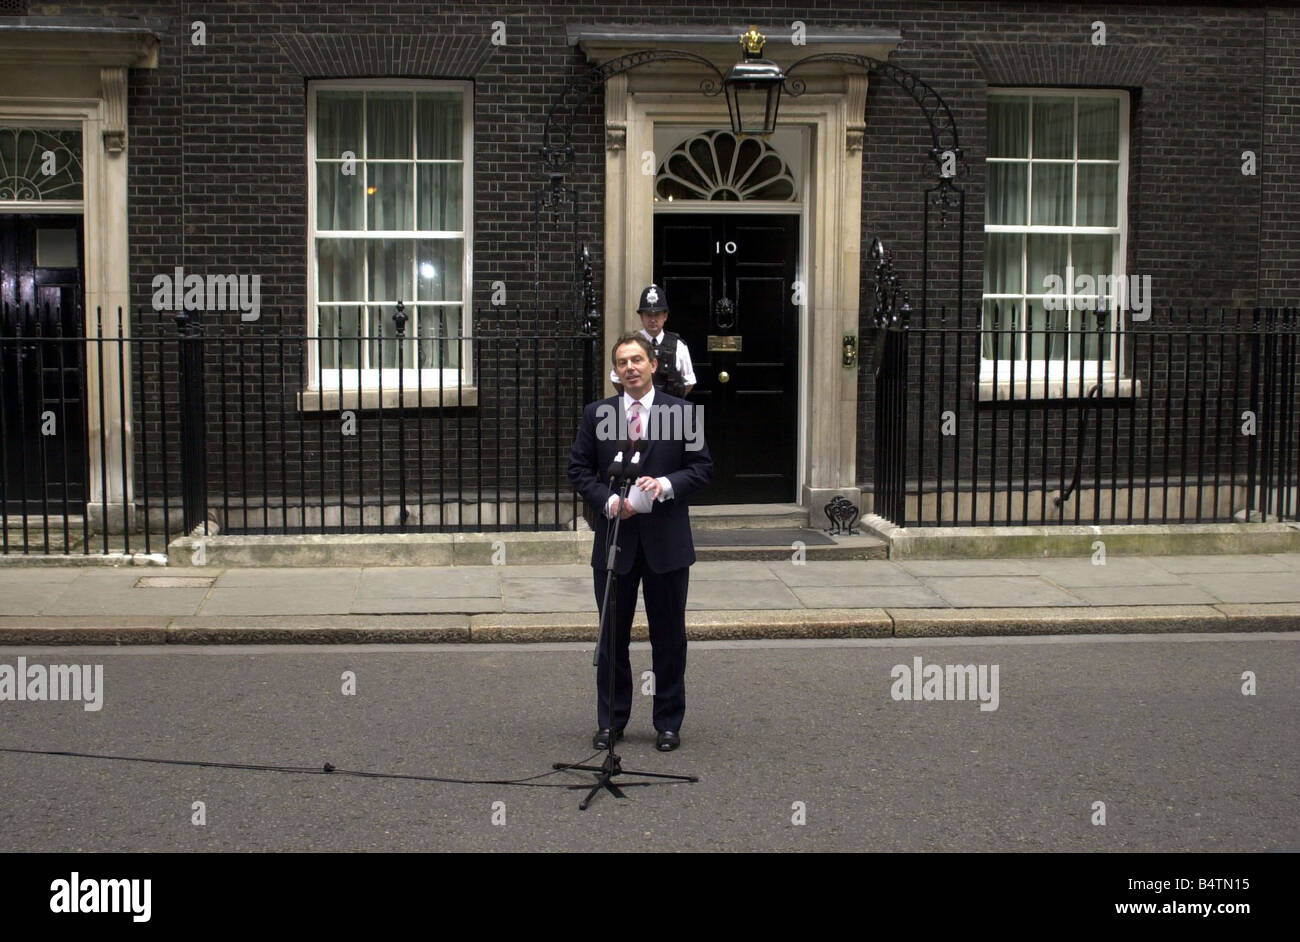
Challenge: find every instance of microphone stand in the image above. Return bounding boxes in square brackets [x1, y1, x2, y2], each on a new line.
[554, 443, 698, 810]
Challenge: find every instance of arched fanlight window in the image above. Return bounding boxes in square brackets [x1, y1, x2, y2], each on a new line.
[0, 127, 84, 202]
[655, 129, 795, 202]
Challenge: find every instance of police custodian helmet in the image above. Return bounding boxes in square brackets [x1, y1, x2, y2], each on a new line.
[638, 284, 669, 314]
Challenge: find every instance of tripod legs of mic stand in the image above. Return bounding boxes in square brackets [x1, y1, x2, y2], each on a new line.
[554, 753, 627, 810]
[553, 752, 698, 811]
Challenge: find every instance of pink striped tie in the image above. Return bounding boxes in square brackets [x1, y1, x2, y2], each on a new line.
[628, 402, 643, 442]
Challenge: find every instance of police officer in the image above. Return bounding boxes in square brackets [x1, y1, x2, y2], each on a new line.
[610, 284, 696, 398]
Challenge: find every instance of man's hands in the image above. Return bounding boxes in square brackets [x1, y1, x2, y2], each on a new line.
[605, 494, 639, 519]
[605, 478, 663, 519]
[635, 476, 664, 500]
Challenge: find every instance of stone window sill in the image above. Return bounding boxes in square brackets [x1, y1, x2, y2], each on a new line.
[297, 386, 478, 411]
[972, 377, 1141, 402]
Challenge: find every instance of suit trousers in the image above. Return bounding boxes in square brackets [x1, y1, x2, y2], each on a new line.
[592, 541, 690, 734]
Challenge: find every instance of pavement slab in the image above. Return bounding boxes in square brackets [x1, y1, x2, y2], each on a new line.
[502, 577, 594, 613]
[1144, 554, 1297, 574]
[773, 560, 920, 587]
[922, 576, 1087, 608]
[1191, 571, 1300, 604]
[41, 586, 212, 618]
[689, 561, 785, 581]
[213, 567, 364, 588]
[898, 559, 1043, 577]
[351, 597, 502, 614]
[357, 567, 501, 599]
[788, 584, 946, 609]
[1029, 557, 1190, 587]
[1064, 585, 1222, 606]
[686, 580, 802, 611]
[200, 585, 360, 616]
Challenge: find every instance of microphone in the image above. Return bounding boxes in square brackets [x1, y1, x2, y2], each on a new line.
[605, 440, 631, 481]
[623, 439, 649, 480]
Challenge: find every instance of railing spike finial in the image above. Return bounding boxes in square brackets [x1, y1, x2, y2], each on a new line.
[870, 237, 912, 329]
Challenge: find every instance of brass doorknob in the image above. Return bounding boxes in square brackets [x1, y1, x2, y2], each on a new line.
[718, 370, 730, 384]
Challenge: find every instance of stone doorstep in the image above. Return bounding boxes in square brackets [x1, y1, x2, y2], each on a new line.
[695, 537, 887, 561]
[864, 514, 1300, 559]
[690, 503, 810, 530]
[0, 604, 1296, 644]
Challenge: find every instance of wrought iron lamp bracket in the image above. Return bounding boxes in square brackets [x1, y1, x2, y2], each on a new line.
[784, 53, 967, 184]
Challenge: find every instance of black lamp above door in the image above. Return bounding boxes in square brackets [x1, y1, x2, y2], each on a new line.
[723, 27, 784, 137]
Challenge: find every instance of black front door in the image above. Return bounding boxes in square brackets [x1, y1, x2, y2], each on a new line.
[0, 214, 87, 513]
[654, 212, 799, 503]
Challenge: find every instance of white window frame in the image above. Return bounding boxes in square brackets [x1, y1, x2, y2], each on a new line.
[305, 78, 473, 397]
[982, 88, 1130, 391]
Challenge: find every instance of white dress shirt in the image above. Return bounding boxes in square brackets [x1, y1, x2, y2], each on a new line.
[604, 386, 676, 518]
[609, 328, 697, 387]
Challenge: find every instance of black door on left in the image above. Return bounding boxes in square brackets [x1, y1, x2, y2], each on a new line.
[0, 214, 87, 513]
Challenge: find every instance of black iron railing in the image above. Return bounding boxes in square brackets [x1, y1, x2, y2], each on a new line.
[0, 302, 600, 555]
[872, 305, 1300, 527]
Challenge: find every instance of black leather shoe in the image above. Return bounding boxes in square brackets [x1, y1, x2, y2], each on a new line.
[592, 728, 624, 750]
[656, 730, 681, 752]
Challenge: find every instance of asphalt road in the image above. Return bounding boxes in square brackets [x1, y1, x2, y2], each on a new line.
[1, 635, 1295, 852]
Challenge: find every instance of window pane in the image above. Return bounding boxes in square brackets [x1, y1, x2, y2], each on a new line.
[986, 163, 1027, 225]
[366, 306, 401, 367]
[982, 300, 1022, 361]
[317, 239, 364, 302]
[366, 92, 412, 159]
[338, 308, 363, 369]
[367, 240, 415, 303]
[36, 229, 78, 268]
[417, 92, 463, 159]
[1027, 233, 1069, 299]
[983, 232, 1022, 295]
[1027, 304, 1069, 362]
[417, 163, 463, 230]
[316, 163, 363, 230]
[416, 305, 463, 366]
[366, 163, 413, 230]
[1078, 98, 1119, 159]
[1032, 97, 1074, 158]
[1072, 235, 1114, 296]
[417, 239, 463, 302]
[1076, 309, 1109, 361]
[318, 307, 338, 369]
[988, 96, 1028, 158]
[1030, 163, 1072, 225]
[319, 306, 362, 370]
[1076, 164, 1118, 226]
[316, 92, 363, 158]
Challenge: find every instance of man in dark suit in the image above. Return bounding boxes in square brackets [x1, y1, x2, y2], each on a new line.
[568, 331, 712, 752]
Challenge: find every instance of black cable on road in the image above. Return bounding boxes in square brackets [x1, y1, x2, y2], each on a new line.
[0, 745, 676, 791]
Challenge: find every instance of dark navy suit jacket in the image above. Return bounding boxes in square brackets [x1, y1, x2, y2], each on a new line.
[568, 393, 713, 574]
